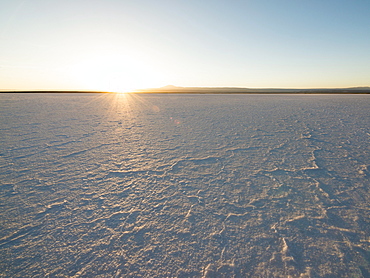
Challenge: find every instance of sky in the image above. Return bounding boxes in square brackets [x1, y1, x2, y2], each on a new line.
[1, 0, 370, 92]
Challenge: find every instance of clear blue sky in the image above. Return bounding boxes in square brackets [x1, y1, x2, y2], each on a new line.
[1, 0, 369, 92]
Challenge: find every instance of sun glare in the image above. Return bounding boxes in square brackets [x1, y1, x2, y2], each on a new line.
[64, 52, 165, 93]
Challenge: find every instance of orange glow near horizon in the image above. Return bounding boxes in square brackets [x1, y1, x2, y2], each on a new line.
[59, 50, 167, 93]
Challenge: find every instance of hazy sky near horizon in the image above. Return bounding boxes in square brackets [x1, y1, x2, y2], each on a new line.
[1, 0, 369, 92]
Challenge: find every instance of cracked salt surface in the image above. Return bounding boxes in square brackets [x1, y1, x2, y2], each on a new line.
[1, 93, 369, 277]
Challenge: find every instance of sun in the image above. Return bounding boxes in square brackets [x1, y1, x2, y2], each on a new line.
[63, 52, 166, 93]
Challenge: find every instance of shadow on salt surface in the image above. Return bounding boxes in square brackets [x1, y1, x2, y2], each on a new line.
[169, 156, 222, 176]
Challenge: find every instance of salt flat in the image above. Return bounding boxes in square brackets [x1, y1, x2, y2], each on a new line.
[0, 93, 369, 277]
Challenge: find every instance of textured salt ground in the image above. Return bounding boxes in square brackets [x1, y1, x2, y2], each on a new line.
[0, 93, 369, 277]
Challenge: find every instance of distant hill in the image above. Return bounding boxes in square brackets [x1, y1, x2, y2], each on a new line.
[135, 86, 370, 94]
[1, 87, 369, 94]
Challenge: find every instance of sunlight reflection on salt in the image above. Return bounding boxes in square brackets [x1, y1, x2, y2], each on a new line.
[0, 93, 369, 277]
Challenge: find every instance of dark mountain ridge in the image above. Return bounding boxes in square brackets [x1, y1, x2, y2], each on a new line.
[135, 86, 370, 94]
